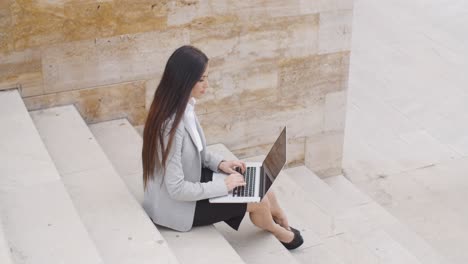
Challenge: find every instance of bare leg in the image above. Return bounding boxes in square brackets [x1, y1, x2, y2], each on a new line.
[265, 191, 290, 230]
[247, 196, 294, 243]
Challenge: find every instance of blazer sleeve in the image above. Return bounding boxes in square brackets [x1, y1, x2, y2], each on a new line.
[163, 123, 228, 201]
[196, 116, 224, 172]
[202, 149, 224, 173]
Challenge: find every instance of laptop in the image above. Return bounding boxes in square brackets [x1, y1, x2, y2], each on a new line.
[209, 127, 286, 203]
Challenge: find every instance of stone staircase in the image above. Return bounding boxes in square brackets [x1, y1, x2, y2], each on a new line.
[89, 119, 246, 264]
[29, 105, 179, 264]
[0, 90, 104, 264]
[0, 218, 14, 264]
[0, 89, 451, 264]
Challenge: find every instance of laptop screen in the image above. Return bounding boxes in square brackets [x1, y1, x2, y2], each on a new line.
[262, 127, 286, 193]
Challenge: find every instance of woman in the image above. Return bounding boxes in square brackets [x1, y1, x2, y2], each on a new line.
[141, 45, 303, 250]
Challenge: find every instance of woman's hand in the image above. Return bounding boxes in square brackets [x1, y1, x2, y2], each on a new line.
[224, 173, 246, 192]
[218, 160, 247, 174]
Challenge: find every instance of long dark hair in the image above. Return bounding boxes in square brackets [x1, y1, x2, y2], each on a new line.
[142, 45, 208, 189]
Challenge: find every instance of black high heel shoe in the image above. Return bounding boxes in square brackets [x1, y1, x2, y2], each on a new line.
[280, 226, 304, 250]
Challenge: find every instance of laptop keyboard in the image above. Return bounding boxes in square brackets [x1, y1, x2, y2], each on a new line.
[233, 167, 256, 197]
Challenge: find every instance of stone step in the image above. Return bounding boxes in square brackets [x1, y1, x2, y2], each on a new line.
[0, 90, 104, 264]
[242, 156, 326, 244]
[241, 156, 351, 264]
[208, 144, 300, 264]
[89, 120, 145, 204]
[322, 176, 372, 207]
[324, 175, 451, 264]
[283, 166, 352, 216]
[0, 218, 14, 264]
[267, 173, 382, 263]
[284, 166, 423, 264]
[30, 106, 179, 264]
[89, 119, 245, 264]
[226, 156, 380, 264]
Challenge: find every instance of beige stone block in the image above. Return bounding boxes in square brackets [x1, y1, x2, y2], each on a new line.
[23, 80, 147, 125]
[0, 2, 12, 34]
[197, 59, 279, 107]
[0, 51, 44, 97]
[324, 90, 348, 132]
[300, 0, 354, 14]
[284, 14, 319, 58]
[231, 142, 275, 161]
[232, 136, 306, 167]
[198, 108, 273, 149]
[193, 36, 239, 62]
[104, 0, 168, 36]
[0, 82, 18, 91]
[289, 102, 326, 137]
[198, 96, 281, 149]
[199, 97, 324, 151]
[0, 61, 40, 81]
[189, 14, 319, 68]
[41, 29, 188, 93]
[305, 131, 344, 177]
[278, 51, 350, 107]
[167, 0, 302, 26]
[145, 78, 159, 111]
[16, 72, 44, 97]
[237, 30, 288, 61]
[197, 85, 267, 117]
[0, 72, 44, 97]
[1, 1, 65, 52]
[197, 55, 330, 151]
[286, 136, 307, 167]
[200, 76, 299, 118]
[189, 15, 241, 61]
[167, 0, 212, 26]
[240, 67, 278, 92]
[0, 48, 42, 64]
[318, 9, 354, 54]
[279, 56, 320, 106]
[221, 1, 302, 19]
[236, 14, 319, 61]
[1, 0, 169, 53]
[320, 51, 351, 91]
[62, 1, 118, 41]
[127, 105, 148, 126]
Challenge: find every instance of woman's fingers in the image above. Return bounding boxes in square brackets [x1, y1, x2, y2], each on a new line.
[232, 174, 245, 185]
[231, 160, 247, 173]
[234, 173, 245, 182]
[226, 167, 238, 174]
[235, 180, 246, 188]
[239, 161, 247, 172]
[225, 173, 246, 191]
[221, 160, 247, 174]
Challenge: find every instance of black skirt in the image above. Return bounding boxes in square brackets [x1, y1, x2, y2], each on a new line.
[192, 168, 247, 230]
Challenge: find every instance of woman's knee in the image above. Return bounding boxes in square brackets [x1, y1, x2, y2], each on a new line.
[266, 190, 278, 201]
[247, 196, 271, 213]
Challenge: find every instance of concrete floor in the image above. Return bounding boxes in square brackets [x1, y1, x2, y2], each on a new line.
[343, 0, 468, 263]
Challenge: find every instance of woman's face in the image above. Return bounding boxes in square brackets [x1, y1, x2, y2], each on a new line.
[191, 65, 209, 99]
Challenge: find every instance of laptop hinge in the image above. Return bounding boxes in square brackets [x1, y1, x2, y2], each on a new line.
[259, 166, 265, 200]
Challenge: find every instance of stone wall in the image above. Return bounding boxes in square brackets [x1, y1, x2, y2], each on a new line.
[0, 0, 353, 177]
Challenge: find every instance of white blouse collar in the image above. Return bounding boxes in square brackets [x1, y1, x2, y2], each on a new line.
[188, 97, 196, 108]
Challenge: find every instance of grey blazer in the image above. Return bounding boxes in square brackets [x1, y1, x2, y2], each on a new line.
[142, 114, 228, 232]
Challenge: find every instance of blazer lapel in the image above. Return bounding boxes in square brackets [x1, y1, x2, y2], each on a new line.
[195, 116, 207, 151]
[183, 115, 200, 149]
